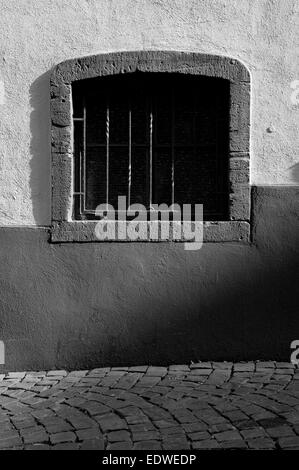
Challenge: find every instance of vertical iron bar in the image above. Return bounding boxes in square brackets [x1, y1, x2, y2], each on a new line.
[106, 101, 110, 209]
[128, 103, 132, 208]
[149, 105, 153, 209]
[192, 89, 197, 221]
[79, 147, 82, 216]
[171, 87, 175, 207]
[82, 100, 87, 214]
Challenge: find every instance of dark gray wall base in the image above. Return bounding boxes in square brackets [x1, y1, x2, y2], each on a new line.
[0, 186, 298, 371]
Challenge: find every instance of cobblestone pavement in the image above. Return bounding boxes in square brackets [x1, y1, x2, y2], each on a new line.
[1, 362, 299, 450]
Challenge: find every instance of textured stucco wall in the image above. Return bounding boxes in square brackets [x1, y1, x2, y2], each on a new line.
[0, 0, 298, 225]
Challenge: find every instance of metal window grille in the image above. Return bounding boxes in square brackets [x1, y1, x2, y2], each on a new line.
[72, 73, 230, 221]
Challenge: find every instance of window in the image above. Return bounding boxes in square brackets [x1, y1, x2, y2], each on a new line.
[72, 73, 229, 221]
[50, 51, 250, 242]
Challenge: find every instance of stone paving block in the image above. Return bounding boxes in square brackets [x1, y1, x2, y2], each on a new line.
[7, 372, 26, 379]
[214, 430, 242, 441]
[31, 408, 56, 420]
[256, 362, 276, 368]
[76, 427, 102, 440]
[209, 423, 235, 433]
[118, 405, 144, 416]
[206, 372, 231, 384]
[253, 412, 277, 421]
[134, 440, 162, 450]
[278, 436, 299, 448]
[66, 414, 98, 430]
[0, 436, 23, 449]
[212, 362, 233, 370]
[190, 362, 212, 369]
[164, 390, 184, 400]
[161, 427, 185, 437]
[162, 438, 190, 450]
[96, 412, 127, 432]
[247, 438, 275, 449]
[25, 444, 51, 450]
[146, 367, 168, 377]
[283, 412, 299, 424]
[128, 423, 155, 434]
[233, 420, 258, 430]
[220, 439, 247, 449]
[275, 369, 295, 375]
[2, 402, 31, 414]
[182, 422, 208, 433]
[153, 419, 177, 429]
[258, 417, 287, 428]
[125, 415, 149, 426]
[115, 373, 143, 390]
[188, 369, 211, 376]
[107, 430, 131, 442]
[223, 410, 250, 422]
[87, 370, 109, 378]
[272, 374, 292, 382]
[240, 428, 266, 439]
[169, 365, 190, 371]
[80, 438, 105, 450]
[107, 441, 133, 450]
[79, 378, 101, 386]
[132, 431, 160, 442]
[267, 425, 295, 438]
[188, 431, 210, 441]
[197, 413, 227, 425]
[0, 417, 13, 428]
[64, 397, 88, 407]
[152, 385, 171, 394]
[80, 401, 111, 416]
[0, 429, 20, 440]
[234, 363, 255, 372]
[47, 370, 68, 377]
[53, 443, 80, 450]
[21, 426, 49, 444]
[50, 431, 76, 444]
[11, 416, 36, 430]
[128, 366, 148, 373]
[137, 377, 162, 387]
[192, 439, 221, 449]
[172, 409, 197, 423]
[276, 363, 295, 369]
[67, 370, 89, 377]
[21, 397, 47, 407]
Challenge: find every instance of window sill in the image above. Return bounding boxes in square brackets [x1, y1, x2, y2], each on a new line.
[50, 220, 250, 243]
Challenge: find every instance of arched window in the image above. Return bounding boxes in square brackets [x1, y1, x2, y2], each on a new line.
[51, 51, 250, 242]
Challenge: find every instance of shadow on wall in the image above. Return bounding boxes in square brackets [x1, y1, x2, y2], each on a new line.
[54, 191, 299, 368]
[29, 70, 52, 226]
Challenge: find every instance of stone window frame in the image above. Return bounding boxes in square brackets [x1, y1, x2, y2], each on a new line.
[50, 51, 250, 243]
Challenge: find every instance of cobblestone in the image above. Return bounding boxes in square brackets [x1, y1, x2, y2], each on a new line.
[0, 362, 298, 449]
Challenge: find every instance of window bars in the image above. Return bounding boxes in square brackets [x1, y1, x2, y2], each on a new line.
[72, 74, 229, 221]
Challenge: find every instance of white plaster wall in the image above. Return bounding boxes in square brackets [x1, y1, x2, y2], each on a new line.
[0, 0, 298, 226]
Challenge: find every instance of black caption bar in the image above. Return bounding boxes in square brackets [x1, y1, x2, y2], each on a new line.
[0, 450, 296, 466]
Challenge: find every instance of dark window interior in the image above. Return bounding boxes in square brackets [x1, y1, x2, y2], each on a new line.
[72, 72, 230, 220]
